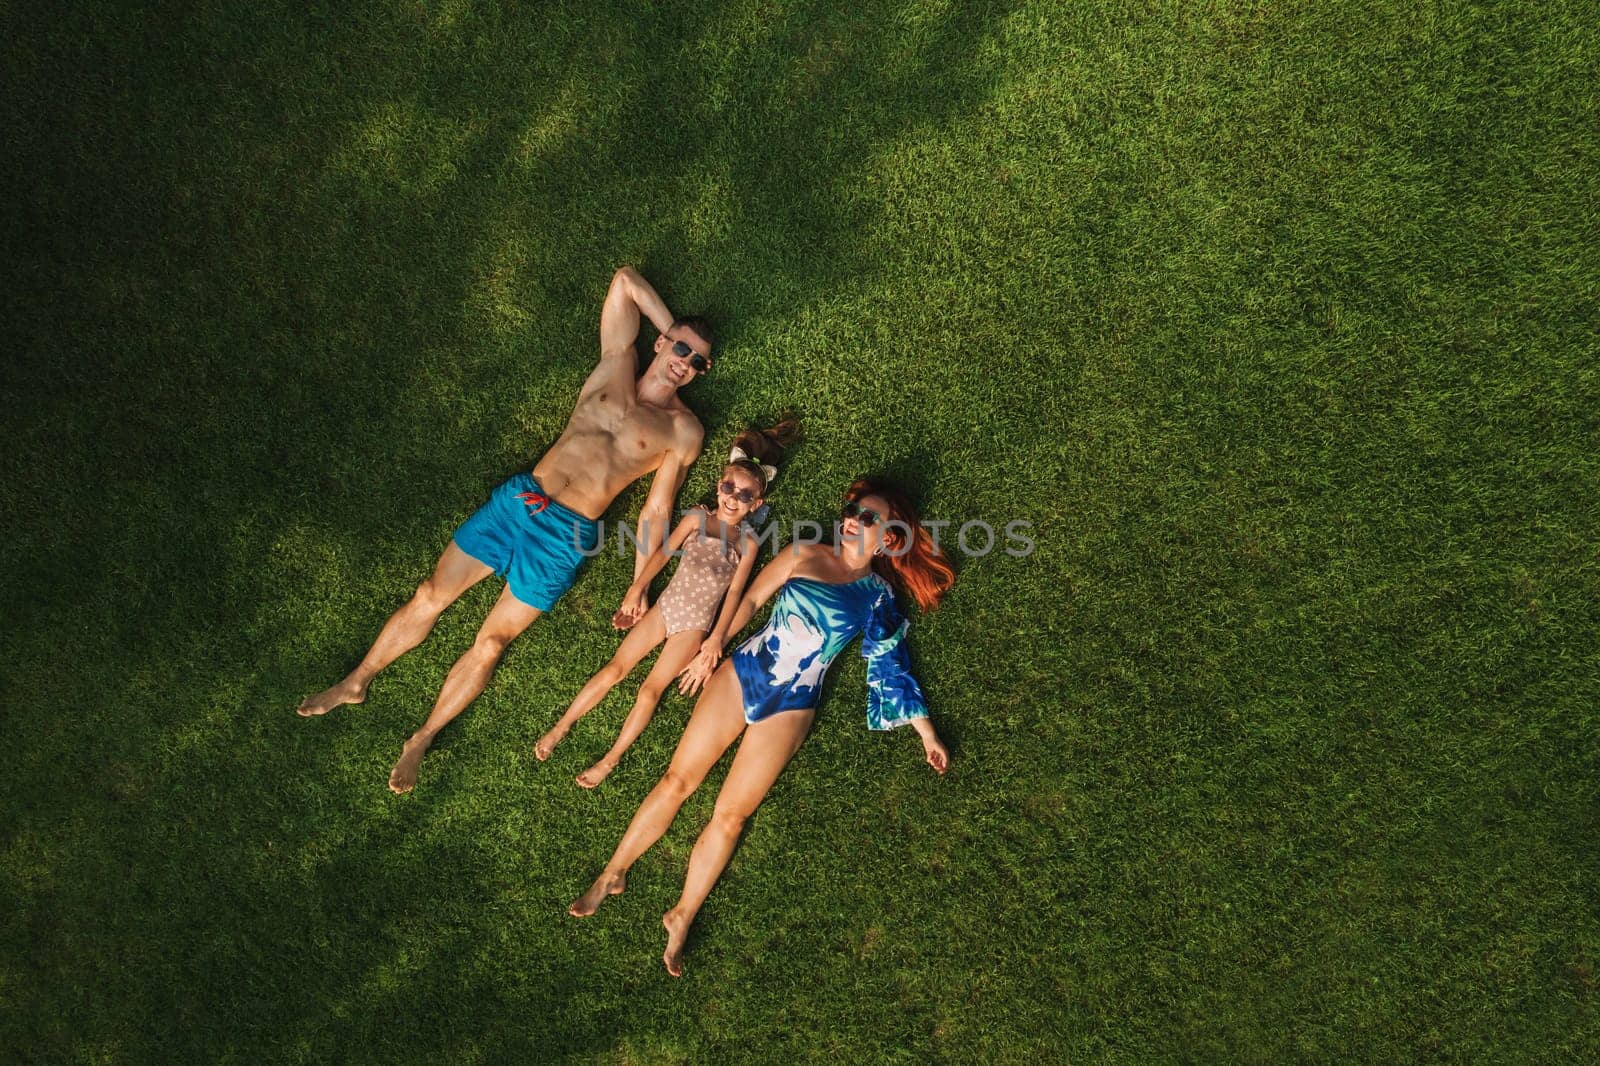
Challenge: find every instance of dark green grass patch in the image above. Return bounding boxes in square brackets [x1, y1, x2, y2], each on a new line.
[3, 0, 1598, 1060]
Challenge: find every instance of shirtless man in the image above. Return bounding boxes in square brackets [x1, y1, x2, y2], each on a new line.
[296, 267, 709, 793]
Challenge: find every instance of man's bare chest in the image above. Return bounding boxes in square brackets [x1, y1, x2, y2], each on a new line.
[569, 386, 676, 459]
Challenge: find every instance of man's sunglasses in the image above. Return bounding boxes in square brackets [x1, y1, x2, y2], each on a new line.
[840, 500, 883, 527]
[669, 340, 711, 374]
[718, 479, 758, 505]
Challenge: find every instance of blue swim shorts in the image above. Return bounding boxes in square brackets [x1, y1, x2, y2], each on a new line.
[452, 473, 601, 612]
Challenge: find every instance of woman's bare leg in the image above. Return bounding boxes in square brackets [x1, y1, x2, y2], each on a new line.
[388, 585, 540, 793]
[568, 665, 746, 916]
[661, 708, 813, 976]
[535, 607, 667, 760]
[576, 628, 704, 788]
[297, 541, 492, 716]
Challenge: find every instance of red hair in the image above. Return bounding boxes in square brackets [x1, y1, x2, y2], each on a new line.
[846, 478, 955, 612]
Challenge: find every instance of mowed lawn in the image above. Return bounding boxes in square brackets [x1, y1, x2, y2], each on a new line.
[4, 0, 1598, 1060]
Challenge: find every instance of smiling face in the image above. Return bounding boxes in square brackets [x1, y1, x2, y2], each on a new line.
[650, 324, 712, 390]
[714, 464, 764, 523]
[839, 491, 899, 554]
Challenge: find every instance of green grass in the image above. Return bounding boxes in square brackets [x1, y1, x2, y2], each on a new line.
[4, 0, 1599, 1060]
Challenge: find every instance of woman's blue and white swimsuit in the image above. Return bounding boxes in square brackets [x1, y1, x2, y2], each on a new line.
[730, 572, 928, 729]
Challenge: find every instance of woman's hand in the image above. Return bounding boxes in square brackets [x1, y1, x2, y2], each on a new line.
[676, 648, 718, 695]
[613, 586, 647, 629]
[911, 718, 949, 775]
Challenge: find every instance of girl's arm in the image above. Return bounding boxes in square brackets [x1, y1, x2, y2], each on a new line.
[696, 530, 762, 664]
[677, 546, 804, 694]
[613, 510, 701, 629]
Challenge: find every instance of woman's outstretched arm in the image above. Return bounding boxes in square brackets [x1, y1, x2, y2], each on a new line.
[677, 547, 802, 694]
[862, 584, 948, 774]
[907, 717, 949, 774]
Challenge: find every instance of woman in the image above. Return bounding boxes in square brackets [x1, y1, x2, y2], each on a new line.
[568, 478, 954, 976]
[533, 421, 797, 787]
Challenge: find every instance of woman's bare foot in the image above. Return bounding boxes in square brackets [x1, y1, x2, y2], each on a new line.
[567, 871, 626, 917]
[388, 732, 433, 794]
[662, 908, 690, 977]
[534, 724, 569, 761]
[575, 757, 617, 789]
[296, 680, 366, 717]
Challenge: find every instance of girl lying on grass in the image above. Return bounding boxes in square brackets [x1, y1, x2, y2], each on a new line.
[533, 420, 799, 787]
[568, 477, 952, 976]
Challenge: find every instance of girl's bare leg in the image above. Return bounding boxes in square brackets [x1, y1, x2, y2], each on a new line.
[577, 629, 704, 788]
[535, 607, 667, 760]
[568, 665, 746, 917]
[661, 708, 813, 976]
[298, 541, 492, 716]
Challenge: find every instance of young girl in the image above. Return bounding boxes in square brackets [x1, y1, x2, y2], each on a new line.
[534, 420, 799, 787]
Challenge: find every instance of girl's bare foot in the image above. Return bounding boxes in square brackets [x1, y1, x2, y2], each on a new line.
[575, 757, 617, 789]
[567, 871, 626, 917]
[296, 680, 366, 717]
[388, 733, 432, 793]
[662, 908, 690, 977]
[534, 724, 569, 761]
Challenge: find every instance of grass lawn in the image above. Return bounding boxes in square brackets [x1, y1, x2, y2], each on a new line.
[4, 0, 1598, 1060]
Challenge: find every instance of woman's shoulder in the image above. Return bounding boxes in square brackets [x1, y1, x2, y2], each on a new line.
[783, 541, 830, 567]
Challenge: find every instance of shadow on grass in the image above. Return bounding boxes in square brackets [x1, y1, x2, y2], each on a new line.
[2, 0, 1019, 1057]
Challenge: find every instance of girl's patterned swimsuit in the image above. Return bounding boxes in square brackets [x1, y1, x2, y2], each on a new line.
[730, 572, 928, 729]
[658, 518, 742, 637]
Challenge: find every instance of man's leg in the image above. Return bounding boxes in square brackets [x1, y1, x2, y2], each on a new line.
[298, 541, 493, 717]
[388, 584, 541, 793]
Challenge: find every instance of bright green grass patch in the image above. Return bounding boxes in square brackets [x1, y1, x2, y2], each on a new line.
[3, 0, 1598, 1060]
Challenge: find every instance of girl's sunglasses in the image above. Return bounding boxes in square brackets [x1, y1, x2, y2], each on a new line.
[840, 500, 883, 527]
[719, 479, 758, 505]
[670, 340, 711, 374]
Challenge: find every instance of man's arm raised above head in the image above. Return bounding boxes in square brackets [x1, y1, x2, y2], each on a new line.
[631, 417, 703, 580]
[600, 266, 675, 366]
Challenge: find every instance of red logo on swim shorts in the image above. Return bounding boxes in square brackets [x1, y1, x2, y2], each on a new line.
[517, 491, 550, 514]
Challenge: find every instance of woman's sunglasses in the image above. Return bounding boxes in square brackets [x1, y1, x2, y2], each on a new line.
[670, 340, 711, 374]
[840, 500, 883, 527]
[719, 479, 758, 505]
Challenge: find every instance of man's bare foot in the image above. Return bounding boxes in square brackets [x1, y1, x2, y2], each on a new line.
[296, 680, 366, 717]
[662, 908, 690, 977]
[388, 733, 433, 794]
[575, 757, 617, 789]
[567, 871, 626, 917]
[534, 724, 569, 761]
